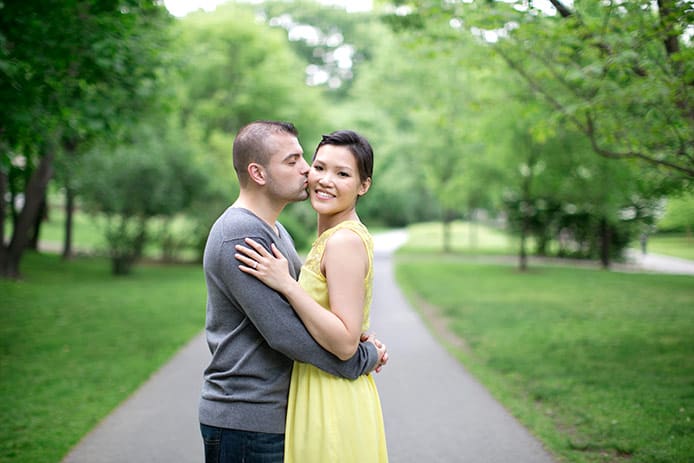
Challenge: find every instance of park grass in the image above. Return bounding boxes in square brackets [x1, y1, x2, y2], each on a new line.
[33, 206, 105, 252]
[0, 252, 206, 463]
[395, 241, 694, 462]
[16, 202, 200, 260]
[645, 234, 694, 260]
[406, 220, 694, 262]
[403, 220, 522, 254]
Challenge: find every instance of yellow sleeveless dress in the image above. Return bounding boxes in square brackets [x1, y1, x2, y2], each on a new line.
[284, 220, 388, 463]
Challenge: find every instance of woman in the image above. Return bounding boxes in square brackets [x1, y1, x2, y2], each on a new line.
[235, 130, 388, 462]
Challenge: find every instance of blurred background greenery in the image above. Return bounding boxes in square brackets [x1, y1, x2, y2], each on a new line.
[1, 1, 692, 462]
[2, 0, 692, 277]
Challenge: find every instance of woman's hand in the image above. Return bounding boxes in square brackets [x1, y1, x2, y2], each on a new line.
[362, 333, 388, 373]
[235, 238, 296, 294]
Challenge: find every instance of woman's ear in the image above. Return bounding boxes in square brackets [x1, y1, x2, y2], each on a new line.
[358, 177, 372, 197]
[248, 163, 266, 186]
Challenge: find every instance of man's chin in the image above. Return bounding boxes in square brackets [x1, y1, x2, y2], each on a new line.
[290, 191, 310, 203]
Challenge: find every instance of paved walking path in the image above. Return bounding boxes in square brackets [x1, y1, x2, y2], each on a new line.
[61, 231, 692, 462]
[624, 248, 694, 275]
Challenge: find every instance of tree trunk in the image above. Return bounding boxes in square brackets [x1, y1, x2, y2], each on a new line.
[0, 169, 7, 266]
[0, 149, 55, 279]
[519, 214, 529, 272]
[28, 195, 47, 250]
[61, 139, 78, 260]
[63, 185, 75, 260]
[442, 209, 455, 254]
[599, 217, 611, 269]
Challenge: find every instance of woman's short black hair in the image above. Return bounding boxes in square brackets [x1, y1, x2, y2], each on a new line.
[313, 130, 373, 182]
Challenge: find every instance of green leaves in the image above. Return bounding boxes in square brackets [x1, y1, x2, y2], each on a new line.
[76, 124, 208, 273]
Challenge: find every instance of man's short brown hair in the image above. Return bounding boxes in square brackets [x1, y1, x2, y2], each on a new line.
[233, 121, 299, 187]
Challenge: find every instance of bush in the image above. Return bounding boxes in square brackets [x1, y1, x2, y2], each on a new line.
[78, 127, 207, 274]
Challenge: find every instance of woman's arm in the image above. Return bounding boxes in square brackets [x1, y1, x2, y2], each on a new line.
[235, 231, 368, 360]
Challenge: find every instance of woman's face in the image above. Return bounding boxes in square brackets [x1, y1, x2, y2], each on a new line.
[308, 144, 370, 216]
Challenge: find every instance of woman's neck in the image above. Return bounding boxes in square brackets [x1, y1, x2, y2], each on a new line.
[317, 210, 359, 236]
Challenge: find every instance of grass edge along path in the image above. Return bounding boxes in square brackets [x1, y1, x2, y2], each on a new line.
[395, 255, 693, 463]
[0, 252, 206, 463]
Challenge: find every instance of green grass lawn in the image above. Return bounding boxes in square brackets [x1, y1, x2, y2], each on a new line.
[403, 220, 522, 254]
[1, 218, 690, 462]
[34, 207, 105, 251]
[11, 204, 201, 260]
[645, 234, 694, 260]
[395, 254, 694, 462]
[0, 252, 206, 463]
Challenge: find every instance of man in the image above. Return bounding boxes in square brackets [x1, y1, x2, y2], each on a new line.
[199, 121, 386, 462]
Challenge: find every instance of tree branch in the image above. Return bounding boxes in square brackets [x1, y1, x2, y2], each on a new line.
[585, 114, 694, 177]
[497, 47, 694, 178]
[547, 0, 572, 18]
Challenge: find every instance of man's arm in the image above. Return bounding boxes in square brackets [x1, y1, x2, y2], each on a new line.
[219, 238, 379, 379]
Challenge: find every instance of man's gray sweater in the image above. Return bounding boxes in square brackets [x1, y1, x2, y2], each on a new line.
[199, 207, 378, 434]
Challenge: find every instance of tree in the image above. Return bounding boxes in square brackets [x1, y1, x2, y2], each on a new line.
[336, 19, 497, 239]
[175, 3, 326, 145]
[78, 125, 206, 274]
[385, 0, 694, 181]
[259, 0, 385, 97]
[0, 0, 171, 278]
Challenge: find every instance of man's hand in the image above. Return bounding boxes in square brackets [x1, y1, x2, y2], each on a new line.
[362, 333, 388, 373]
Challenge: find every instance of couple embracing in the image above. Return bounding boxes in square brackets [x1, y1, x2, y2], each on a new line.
[199, 120, 389, 463]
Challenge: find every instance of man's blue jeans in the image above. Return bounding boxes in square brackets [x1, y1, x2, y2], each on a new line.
[200, 423, 284, 463]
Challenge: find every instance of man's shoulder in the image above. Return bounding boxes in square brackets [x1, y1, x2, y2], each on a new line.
[213, 207, 267, 238]
[217, 207, 264, 233]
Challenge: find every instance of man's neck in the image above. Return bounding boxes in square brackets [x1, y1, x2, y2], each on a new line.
[233, 191, 286, 234]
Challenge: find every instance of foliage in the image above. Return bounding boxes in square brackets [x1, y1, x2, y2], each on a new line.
[77, 125, 207, 274]
[0, 0, 172, 277]
[488, 92, 661, 265]
[0, 252, 205, 463]
[173, 2, 326, 145]
[258, 0, 386, 97]
[335, 19, 494, 230]
[657, 192, 694, 233]
[387, 0, 694, 181]
[396, 257, 694, 463]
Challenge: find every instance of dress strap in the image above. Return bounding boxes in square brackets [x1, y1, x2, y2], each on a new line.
[305, 221, 373, 277]
[323, 221, 372, 253]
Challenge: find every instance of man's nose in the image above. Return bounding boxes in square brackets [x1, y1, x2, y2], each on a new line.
[300, 158, 310, 174]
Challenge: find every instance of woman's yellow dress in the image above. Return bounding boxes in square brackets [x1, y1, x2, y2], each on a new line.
[284, 220, 388, 463]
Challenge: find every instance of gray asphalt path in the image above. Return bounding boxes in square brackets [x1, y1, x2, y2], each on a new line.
[63, 230, 692, 462]
[62, 333, 207, 463]
[370, 231, 556, 463]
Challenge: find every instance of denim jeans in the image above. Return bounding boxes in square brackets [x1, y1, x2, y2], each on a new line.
[200, 423, 285, 463]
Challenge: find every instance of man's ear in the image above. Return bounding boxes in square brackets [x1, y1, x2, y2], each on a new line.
[358, 177, 372, 197]
[248, 163, 267, 186]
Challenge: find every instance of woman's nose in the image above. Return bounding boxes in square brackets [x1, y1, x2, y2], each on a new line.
[317, 172, 333, 185]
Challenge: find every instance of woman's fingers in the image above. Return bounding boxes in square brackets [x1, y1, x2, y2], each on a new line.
[271, 243, 286, 259]
[235, 240, 283, 273]
[235, 243, 259, 259]
[235, 253, 258, 270]
[245, 238, 270, 256]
